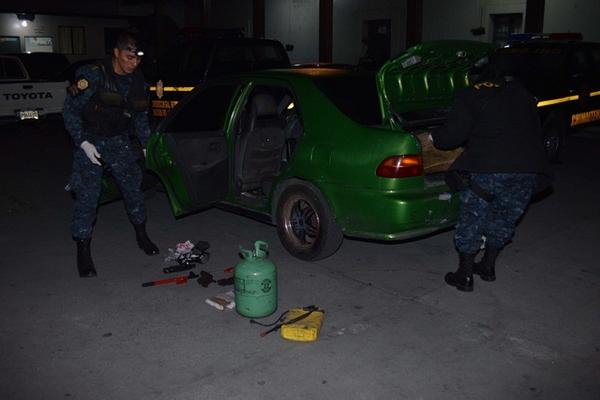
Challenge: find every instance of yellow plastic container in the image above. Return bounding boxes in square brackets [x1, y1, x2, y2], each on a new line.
[280, 308, 324, 342]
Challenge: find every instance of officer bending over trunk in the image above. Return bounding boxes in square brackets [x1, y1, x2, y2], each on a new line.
[430, 57, 551, 292]
[63, 31, 159, 278]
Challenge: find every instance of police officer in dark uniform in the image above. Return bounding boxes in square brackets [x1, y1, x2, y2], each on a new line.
[64, 31, 159, 278]
[431, 57, 551, 292]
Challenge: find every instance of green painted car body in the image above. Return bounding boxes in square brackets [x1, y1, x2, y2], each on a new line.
[135, 40, 492, 260]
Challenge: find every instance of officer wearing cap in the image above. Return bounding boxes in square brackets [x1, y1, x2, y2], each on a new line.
[430, 55, 551, 292]
[63, 31, 159, 278]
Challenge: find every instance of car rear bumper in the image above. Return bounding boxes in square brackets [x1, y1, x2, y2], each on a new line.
[324, 181, 459, 241]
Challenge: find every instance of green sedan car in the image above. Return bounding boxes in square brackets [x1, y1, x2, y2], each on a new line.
[141, 41, 491, 260]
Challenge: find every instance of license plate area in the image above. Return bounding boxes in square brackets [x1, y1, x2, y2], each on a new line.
[18, 110, 39, 120]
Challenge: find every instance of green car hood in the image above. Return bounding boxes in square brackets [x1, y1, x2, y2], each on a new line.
[376, 40, 493, 126]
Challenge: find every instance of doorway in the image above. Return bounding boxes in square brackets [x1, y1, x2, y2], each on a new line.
[359, 19, 391, 70]
[491, 13, 523, 47]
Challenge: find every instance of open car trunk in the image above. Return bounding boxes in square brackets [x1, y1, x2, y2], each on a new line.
[376, 40, 492, 175]
[376, 40, 493, 117]
[414, 131, 462, 174]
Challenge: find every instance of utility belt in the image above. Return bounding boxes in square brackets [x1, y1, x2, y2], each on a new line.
[88, 129, 130, 139]
[444, 170, 495, 202]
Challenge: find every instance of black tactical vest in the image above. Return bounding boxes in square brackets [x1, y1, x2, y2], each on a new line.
[82, 58, 148, 137]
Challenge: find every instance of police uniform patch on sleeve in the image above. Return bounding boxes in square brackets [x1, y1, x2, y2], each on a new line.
[76, 78, 89, 91]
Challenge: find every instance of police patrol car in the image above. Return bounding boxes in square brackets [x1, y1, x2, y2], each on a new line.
[0, 53, 70, 121]
[146, 35, 290, 123]
[495, 33, 600, 160]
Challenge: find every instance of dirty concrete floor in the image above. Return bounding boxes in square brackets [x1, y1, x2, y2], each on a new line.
[1, 120, 599, 400]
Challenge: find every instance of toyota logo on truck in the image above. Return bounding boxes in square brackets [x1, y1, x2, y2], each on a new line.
[3, 92, 54, 100]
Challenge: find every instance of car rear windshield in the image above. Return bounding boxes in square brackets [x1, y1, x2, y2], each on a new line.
[313, 74, 382, 126]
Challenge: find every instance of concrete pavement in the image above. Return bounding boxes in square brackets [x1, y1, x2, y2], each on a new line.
[0, 120, 598, 399]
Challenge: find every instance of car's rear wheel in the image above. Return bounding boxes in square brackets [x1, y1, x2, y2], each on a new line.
[275, 183, 343, 261]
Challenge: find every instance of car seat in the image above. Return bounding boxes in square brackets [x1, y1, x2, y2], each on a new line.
[236, 92, 286, 192]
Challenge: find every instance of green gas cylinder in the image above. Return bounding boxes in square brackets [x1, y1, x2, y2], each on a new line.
[234, 241, 277, 318]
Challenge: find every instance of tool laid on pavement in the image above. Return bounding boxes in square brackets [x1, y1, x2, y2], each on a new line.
[194, 269, 235, 287]
[142, 271, 199, 287]
[250, 305, 324, 341]
[205, 290, 235, 311]
[197, 270, 215, 287]
[163, 262, 196, 274]
[163, 240, 211, 273]
[279, 307, 325, 342]
[178, 240, 210, 265]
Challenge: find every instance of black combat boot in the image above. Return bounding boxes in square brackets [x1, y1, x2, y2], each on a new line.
[445, 252, 475, 292]
[134, 220, 159, 255]
[75, 238, 97, 278]
[473, 246, 501, 282]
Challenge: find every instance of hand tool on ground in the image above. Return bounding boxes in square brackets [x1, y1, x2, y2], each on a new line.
[163, 263, 196, 274]
[197, 270, 215, 287]
[142, 271, 199, 287]
[250, 305, 322, 337]
[177, 240, 210, 265]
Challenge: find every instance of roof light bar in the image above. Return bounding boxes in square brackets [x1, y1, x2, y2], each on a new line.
[509, 32, 583, 42]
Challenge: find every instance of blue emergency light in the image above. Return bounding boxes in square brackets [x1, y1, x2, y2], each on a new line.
[509, 32, 583, 42]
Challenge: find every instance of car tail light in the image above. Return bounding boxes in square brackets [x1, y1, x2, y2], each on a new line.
[376, 155, 423, 178]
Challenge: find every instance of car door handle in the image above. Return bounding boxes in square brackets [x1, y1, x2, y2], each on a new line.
[22, 85, 33, 89]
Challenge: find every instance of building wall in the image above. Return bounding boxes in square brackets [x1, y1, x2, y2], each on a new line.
[265, 0, 319, 64]
[544, 0, 600, 42]
[262, 0, 408, 65]
[333, 0, 407, 65]
[209, 0, 253, 35]
[0, 13, 129, 61]
[422, 0, 600, 45]
[422, 0, 527, 44]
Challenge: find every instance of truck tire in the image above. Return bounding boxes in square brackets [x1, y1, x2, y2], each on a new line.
[275, 183, 343, 261]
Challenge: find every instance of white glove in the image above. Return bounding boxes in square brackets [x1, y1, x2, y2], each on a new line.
[143, 148, 147, 158]
[80, 141, 102, 165]
[428, 133, 434, 144]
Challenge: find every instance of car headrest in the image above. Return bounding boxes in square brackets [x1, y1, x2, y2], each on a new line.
[277, 94, 293, 114]
[251, 93, 278, 117]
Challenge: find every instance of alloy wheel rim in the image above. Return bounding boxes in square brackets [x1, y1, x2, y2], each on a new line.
[284, 197, 320, 247]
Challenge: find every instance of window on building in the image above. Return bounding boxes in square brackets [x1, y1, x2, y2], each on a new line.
[25, 37, 54, 53]
[0, 36, 21, 54]
[58, 26, 86, 55]
[491, 13, 523, 48]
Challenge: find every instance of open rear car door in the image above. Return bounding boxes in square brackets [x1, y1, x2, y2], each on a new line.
[146, 84, 240, 216]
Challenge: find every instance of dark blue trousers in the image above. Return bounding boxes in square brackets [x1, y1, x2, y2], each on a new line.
[455, 173, 537, 254]
[70, 136, 145, 239]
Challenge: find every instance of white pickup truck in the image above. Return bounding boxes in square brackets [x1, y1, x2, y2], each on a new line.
[0, 53, 70, 121]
